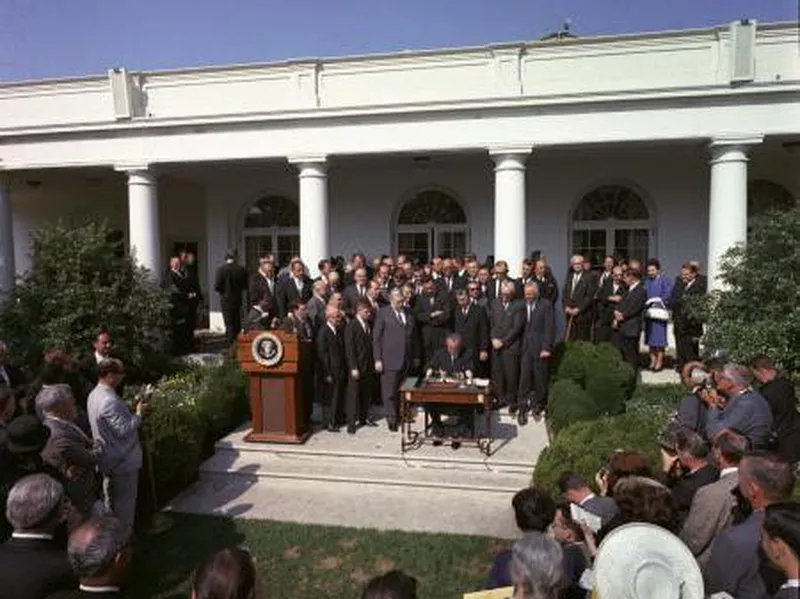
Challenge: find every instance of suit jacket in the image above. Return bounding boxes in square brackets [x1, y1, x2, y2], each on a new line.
[86, 383, 142, 475]
[248, 272, 276, 306]
[372, 305, 414, 372]
[486, 277, 522, 306]
[680, 470, 739, 567]
[280, 314, 314, 342]
[214, 261, 248, 306]
[520, 299, 555, 357]
[595, 278, 626, 326]
[244, 306, 275, 331]
[562, 271, 595, 314]
[342, 284, 369, 318]
[761, 376, 800, 463]
[413, 291, 452, 352]
[705, 510, 769, 599]
[316, 324, 346, 382]
[275, 275, 312, 319]
[344, 318, 374, 374]
[489, 300, 525, 352]
[453, 302, 489, 357]
[615, 282, 647, 338]
[533, 274, 559, 304]
[428, 348, 473, 375]
[670, 277, 704, 336]
[670, 463, 720, 521]
[0, 363, 27, 396]
[305, 295, 327, 335]
[435, 274, 465, 297]
[705, 390, 774, 449]
[41, 416, 99, 516]
[0, 536, 77, 599]
[580, 495, 619, 526]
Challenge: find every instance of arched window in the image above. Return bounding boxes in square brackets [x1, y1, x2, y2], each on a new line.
[571, 185, 653, 267]
[747, 180, 795, 221]
[242, 196, 299, 270]
[396, 189, 469, 262]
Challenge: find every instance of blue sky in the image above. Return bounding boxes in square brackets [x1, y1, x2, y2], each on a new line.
[0, 0, 796, 81]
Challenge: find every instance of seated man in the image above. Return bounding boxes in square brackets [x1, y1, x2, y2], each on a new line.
[705, 363, 773, 449]
[424, 333, 473, 448]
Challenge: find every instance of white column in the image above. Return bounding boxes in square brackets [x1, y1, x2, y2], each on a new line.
[118, 166, 161, 279]
[291, 157, 329, 277]
[707, 136, 762, 289]
[491, 148, 531, 278]
[0, 175, 15, 298]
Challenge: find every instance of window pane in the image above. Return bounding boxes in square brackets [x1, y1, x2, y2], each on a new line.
[244, 196, 299, 228]
[573, 186, 649, 221]
[572, 229, 606, 267]
[437, 230, 467, 259]
[614, 229, 649, 264]
[245, 236, 273, 272]
[276, 235, 300, 269]
[398, 191, 467, 224]
[748, 179, 795, 221]
[398, 232, 429, 263]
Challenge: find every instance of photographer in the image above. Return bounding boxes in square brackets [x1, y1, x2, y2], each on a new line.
[704, 363, 773, 449]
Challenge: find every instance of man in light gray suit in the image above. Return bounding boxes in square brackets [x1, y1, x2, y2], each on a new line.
[87, 359, 147, 533]
[557, 471, 619, 526]
[680, 429, 748, 568]
[373, 288, 415, 432]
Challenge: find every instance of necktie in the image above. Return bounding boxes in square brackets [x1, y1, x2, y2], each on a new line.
[462, 308, 468, 318]
[528, 303, 533, 322]
[571, 274, 580, 296]
[295, 278, 302, 293]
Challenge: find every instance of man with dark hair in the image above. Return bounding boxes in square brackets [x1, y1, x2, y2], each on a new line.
[762, 502, 800, 599]
[613, 268, 647, 371]
[660, 428, 719, 522]
[670, 262, 705, 370]
[344, 299, 377, 434]
[214, 249, 248, 344]
[563, 255, 594, 341]
[316, 305, 346, 433]
[487, 486, 556, 589]
[51, 516, 131, 598]
[681, 429, 748, 567]
[751, 355, 800, 463]
[0, 474, 76, 599]
[275, 258, 312, 319]
[248, 256, 276, 307]
[80, 330, 114, 388]
[705, 452, 796, 599]
[361, 570, 418, 599]
[557, 471, 618, 526]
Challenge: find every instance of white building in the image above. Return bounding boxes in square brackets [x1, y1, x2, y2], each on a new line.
[0, 20, 798, 330]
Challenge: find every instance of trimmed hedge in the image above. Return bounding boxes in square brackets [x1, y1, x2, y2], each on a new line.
[534, 384, 685, 493]
[547, 341, 636, 435]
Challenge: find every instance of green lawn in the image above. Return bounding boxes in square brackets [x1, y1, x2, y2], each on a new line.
[129, 513, 503, 599]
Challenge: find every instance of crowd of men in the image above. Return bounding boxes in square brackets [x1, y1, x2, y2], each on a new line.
[208, 249, 708, 437]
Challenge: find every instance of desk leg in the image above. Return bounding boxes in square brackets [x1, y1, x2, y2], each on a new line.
[484, 404, 493, 457]
[400, 397, 407, 453]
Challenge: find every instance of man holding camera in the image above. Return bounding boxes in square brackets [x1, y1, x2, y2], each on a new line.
[87, 359, 148, 533]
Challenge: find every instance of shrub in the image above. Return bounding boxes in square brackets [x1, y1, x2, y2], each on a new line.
[547, 379, 596, 436]
[195, 358, 249, 444]
[533, 384, 685, 494]
[0, 221, 173, 383]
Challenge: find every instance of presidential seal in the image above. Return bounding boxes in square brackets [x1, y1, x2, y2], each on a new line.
[251, 332, 284, 367]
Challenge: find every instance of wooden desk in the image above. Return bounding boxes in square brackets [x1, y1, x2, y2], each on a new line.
[400, 377, 494, 456]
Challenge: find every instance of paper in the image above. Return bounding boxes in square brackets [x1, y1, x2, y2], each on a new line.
[463, 587, 514, 599]
[570, 502, 602, 533]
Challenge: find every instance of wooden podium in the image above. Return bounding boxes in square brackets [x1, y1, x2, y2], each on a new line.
[237, 329, 312, 444]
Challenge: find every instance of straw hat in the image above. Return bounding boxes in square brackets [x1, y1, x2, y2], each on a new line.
[594, 523, 704, 599]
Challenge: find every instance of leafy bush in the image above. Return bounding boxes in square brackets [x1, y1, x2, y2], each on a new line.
[534, 384, 685, 493]
[194, 358, 249, 445]
[0, 221, 173, 383]
[689, 206, 800, 371]
[547, 341, 636, 435]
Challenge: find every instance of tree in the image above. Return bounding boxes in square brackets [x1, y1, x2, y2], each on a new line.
[695, 206, 800, 372]
[0, 221, 173, 382]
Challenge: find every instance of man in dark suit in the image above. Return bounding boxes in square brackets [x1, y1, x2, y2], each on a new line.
[670, 263, 705, 370]
[51, 516, 131, 599]
[316, 305, 346, 432]
[165, 256, 192, 353]
[562, 254, 595, 341]
[453, 289, 489, 375]
[248, 256, 277, 307]
[425, 333, 474, 446]
[342, 268, 370, 319]
[280, 299, 313, 342]
[244, 294, 278, 331]
[344, 299, 378, 434]
[490, 280, 525, 411]
[305, 280, 329, 336]
[373, 288, 415, 432]
[436, 258, 465, 298]
[275, 259, 312, 319]
[0, 474, 77, 599]
[181, 251, 202, 351]
[751, 356, 800, 463]
[413, 278, 452, 368]
[78, 330, 114, 392]
[557, 472, 619, 526]
[533, 259, 559, 305]
[214, 249, 248, 345]
[614, 268, 647, 372]
[486, 260, 520, 306]
[594, 265, 626, 343]
[517, 283, 555, 424]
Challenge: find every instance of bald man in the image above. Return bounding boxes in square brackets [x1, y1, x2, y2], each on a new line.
[316, 305, 346, 432]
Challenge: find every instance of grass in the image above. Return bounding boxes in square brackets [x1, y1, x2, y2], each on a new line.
[129, 513, 503, 599]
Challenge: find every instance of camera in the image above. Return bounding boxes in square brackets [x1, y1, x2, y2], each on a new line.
[689, 367, 714, 390]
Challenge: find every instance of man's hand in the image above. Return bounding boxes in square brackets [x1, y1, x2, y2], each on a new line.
[325, 375, 333, 384]
[613, 310, 623, 322]
[660, 449, 679, 474]
[540, 350, 551, 359]
[135, 400, 148, 417]
[479, 350, 489, 362]
[491, 338, 503, 350]
[609, 295, 622, 303]
[430, 310, 444, 318]
[374, 361, 383, 373]
[351, 369, 360, 380]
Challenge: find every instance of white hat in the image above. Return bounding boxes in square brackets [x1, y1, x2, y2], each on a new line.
[594, 523, 704, 599]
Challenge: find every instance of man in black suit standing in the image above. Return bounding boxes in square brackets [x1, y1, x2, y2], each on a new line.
[0, 474, 77, 599]
[490, 280, 525, 411]
[670, 263, 705, 370]
[344, 299, 378, 434]
[165, 256, 191, 353]
[214, 249, 248, 345]
[342, 268, 369, 319]
[413, 278, 452, 368]
[373, 288, 415, 432]
[453, 289, 489, 375]
[614, 268, 647, 372]
[594, 265, 626, 343]
[316, 305, 346, 432]
[275, 259, 312, 319]
[248, 256, 276, 307]
[533, 259, 559, 304]
[563, 254, 595, 341]
[436, 258, 465, 298]
[517, 283, 555, 424]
